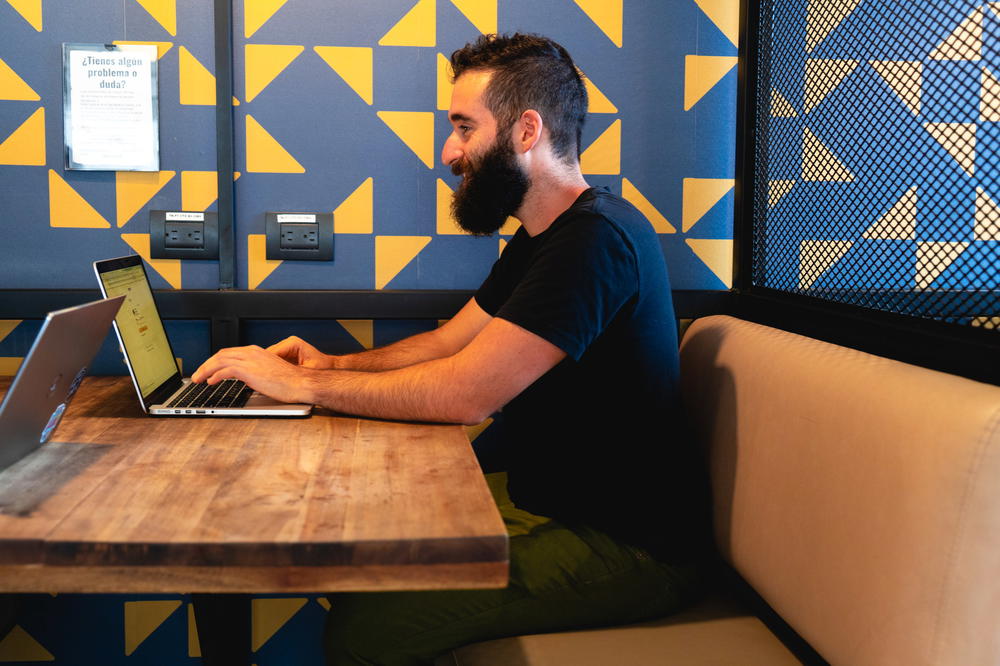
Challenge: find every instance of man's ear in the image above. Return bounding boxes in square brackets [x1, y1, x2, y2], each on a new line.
[513, 110, 543, 154]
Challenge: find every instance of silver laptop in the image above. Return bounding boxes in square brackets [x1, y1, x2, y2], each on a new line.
[93, 255, 312, 417]
[0, 296, 126, 470]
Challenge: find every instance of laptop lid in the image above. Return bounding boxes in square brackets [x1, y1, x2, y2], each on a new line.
[93, 255, 182, 412]
[0, 296, 125, 471]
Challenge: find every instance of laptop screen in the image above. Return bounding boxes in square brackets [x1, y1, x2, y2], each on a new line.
[97, 262, 178, 398]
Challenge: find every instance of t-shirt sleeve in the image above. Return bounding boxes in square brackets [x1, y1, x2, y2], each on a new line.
[494, 216, 638, 361]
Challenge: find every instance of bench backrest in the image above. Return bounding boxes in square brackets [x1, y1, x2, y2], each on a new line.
[679, 315, 1000, 666]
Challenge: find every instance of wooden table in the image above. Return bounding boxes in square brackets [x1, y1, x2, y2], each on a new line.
[0, 376, 508, 593]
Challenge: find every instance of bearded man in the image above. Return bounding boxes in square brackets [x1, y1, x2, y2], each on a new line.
[194, 33, 707, 666]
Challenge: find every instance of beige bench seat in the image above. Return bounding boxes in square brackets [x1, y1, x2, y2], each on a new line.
[441, 316, 1000, 666]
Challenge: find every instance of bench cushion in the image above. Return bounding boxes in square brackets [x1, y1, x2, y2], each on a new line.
[680, 316, 1000, 666]
[438, 595, 800, 666]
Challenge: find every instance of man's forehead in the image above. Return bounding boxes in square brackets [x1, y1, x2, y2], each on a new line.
[449, 70, 494, 118]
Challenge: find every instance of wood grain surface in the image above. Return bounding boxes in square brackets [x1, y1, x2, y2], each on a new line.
[0, 377, 508, 592]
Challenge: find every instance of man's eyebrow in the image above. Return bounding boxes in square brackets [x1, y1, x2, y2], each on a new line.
[449, 112, 474, 124]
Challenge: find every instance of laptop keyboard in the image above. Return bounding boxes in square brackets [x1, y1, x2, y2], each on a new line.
[167, 379, 254, 409]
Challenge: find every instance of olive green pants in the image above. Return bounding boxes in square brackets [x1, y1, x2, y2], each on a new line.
[323, 473, 703, 665]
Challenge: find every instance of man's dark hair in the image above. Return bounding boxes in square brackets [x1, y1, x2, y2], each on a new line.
[450, 33, 588, 163]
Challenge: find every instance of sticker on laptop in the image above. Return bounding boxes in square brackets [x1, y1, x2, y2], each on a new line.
[40, 367, 88, 444]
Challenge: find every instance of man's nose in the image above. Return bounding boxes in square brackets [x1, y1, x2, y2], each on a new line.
[441, 134, 462, 167]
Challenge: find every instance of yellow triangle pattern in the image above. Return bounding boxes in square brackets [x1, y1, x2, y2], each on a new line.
[437, 53, 454, 110]
[246, 114, 305, 173]
[182, 170, 220, 211]
[377, 111, 435, 168]
[685, 239, 733, 288]
[572, 0, 623, 47]
[179, 46, 215, 106]
[113, 41, 174, 59]
[187, 604, 200, 658]
[337, 320, 374, 349]
[621, 178, 675, 233]
[0, 106, 44, 165]
[804, 59, 858, 113]
[449, 0, 496, 34]
[245, 44, 304, 102]
[0, 625, 53, 661]
[982, 67, 1000, 122]
[499, 217, 520, 235]
[376, 236, 431, 289]
[248, 234, 281, 289]
[6, 0, 42, 31]
[924, 122, 976, 176]
[0, 358, 23, 375]
[0, 320, 20, 342]
[316, 597, 331, 611]
[0, 57, 40, 100]
[863, 186, 916, 240]
[314, 46, 373, 105]
[870, 60, 922, 116]
[798, 240, 852, 288]
[916, 242, 968, 288]
[48, 170, 111, 228]
[975, 187, 1000, 241]
[116, 170, 175, 228]
[121, 233, 182, 289]
[379, 0, 436, 47]
[802, 127, 854, 182]
[769, 179, 795, 208]
[245, 0, 289, 38]
[684, 55, 738, 110]
[582, 72, 618, 113]
[465, 416, 493, 442]
[930, 7, 982, 61]
[334, 177, 373, 233]
[133, 0, 176, 36]
[771, 88, 797, 117]
[972, 316, 1000, 329]
[693, 0, 739, 47]
[252, 598, 308, 651]
[498, 238, 507, 256]
[806, 0, 862, 53]
[436, 178, 463, 234]
[682, 178, 734, 232]
[124, 600, 181, 656]
[580, 119, 621, 175]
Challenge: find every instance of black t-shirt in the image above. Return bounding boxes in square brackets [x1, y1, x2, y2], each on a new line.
[475, 187, 708, 563]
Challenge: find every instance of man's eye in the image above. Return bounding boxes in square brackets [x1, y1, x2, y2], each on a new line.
[459, 125, 471, 134]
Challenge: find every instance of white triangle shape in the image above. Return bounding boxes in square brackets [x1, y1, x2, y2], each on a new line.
[798, 240, 853, 288]
[929, 7, 982, 61]
[870, 60, 922, 116]
[806, 0, 863, 53]
[915, 242, 969, 288]
[769, 180, 795, 208]
[863, 187, 916, 240]
[771, 88, 797, 117]
[802, 127, 854, 182]
[804, 59, 858, 113]
[975, 187, 1000, 241]
[924, 123, 976, 176]
[982, 66, 1000, 122]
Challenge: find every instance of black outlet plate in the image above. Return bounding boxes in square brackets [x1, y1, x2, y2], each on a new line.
[265, 212, 333, 261]
[150, 210, 219, 259]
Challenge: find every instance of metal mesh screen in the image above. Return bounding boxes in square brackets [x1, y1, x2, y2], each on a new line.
[752, 0, 1000, 330]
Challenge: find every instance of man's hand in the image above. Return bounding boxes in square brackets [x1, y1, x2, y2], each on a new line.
[192, 345, 314, 405]
[266, 336, 336, 369]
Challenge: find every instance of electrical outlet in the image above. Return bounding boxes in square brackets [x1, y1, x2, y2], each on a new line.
[165, 221, 204, 249]
[280, 223, 319, 250]
[265, 212, 333, 260]
[150, 211, 219, 259]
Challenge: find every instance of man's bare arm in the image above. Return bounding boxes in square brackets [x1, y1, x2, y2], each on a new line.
[192, 316, 566, 425]
[267, 299, 492, 372]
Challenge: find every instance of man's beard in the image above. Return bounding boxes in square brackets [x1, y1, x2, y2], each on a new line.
[451, 137, 530, 236]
